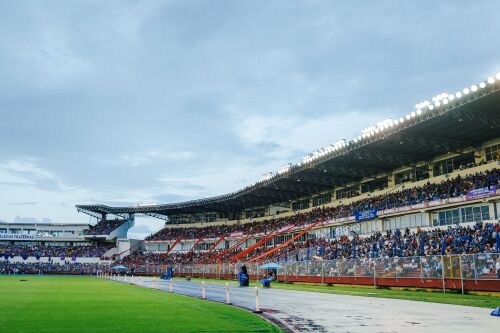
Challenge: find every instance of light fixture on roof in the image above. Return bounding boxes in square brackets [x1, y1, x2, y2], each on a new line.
[399, 117, 404, 123]
[487, 77, 495, 84]
[448, 94, 455, 101]
[479, 82, 486, 89]
[443, 99, 448, 104]
[416, 109, 422, 115]
[428, 104, 434, 110]
[435, 101, 441, 107]
[410, 111, 416, 118]
[470, 85, 478, 92]
[496, 73, 500, 80]
[455, 91, 462, 98]
[463, 88, 470, 94]
[405, 114, 411, 120]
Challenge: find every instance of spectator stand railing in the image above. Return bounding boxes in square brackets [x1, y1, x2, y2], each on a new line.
[161, 253, 499, 293]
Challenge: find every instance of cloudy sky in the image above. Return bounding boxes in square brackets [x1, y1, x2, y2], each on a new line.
[1, 0, 499, 239]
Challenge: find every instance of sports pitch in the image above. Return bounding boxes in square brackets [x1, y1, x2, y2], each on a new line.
[0, 276, 280, 333]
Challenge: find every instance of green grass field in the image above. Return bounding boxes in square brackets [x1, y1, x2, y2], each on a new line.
[0, 276, 280, 333]
[181, 277, 500, 309]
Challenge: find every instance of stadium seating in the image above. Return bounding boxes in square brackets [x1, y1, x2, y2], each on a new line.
[146, 168, 499, 242]
[117, 222, 500, 266]
[0, 243, 113, 259]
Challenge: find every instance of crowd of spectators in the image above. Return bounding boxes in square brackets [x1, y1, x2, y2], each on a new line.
[0, 243, 113, 259]
[85, 219, 126, 235]
[117, 222, 500, 267]
[0, 262, 109, 275]
[146, 169, 499, 242]
[264, 222, 500, 263]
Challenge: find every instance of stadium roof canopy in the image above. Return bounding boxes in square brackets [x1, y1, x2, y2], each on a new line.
[76, 76, 500, 220]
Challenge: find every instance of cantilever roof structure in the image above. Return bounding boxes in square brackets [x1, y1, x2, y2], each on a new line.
[77, 77, 500, 220]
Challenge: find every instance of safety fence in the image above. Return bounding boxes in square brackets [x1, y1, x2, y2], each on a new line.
[123, 253, 499, 292]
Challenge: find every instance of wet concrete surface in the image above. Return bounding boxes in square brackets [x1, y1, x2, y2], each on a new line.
[117, 276, 498, 333]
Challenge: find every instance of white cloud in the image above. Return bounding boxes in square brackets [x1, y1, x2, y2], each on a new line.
[231, 108, 394, 165]
[121, 149, 194, 167]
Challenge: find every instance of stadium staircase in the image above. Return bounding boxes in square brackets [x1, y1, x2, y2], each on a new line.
[207, 236, 225, 254]
[248, 220, 323, 262]
[164, 238, 182, 257]
[187, 237, 204, 254]
[210, 233, 256, 262]
[229, 224, 304, 263]
[102, 247, 119, 259]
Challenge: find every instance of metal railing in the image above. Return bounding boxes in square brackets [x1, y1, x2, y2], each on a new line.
[124, 253, 499, 284]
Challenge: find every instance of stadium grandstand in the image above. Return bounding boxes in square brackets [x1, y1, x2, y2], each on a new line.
[70, 74, 500, 291]
[0, 217, 131, 274]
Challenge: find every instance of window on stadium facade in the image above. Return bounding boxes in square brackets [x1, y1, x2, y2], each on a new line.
[395, 168, 429, 185]
[360, 220, 378, 235]
[485, 144, 500, 161]
[312, 192, 332, 207]
[195, 243, 212, 251]
[433, 152, 475, 176]
[335, 185, 359, 199]
[292, 199, 310, 210]
[245, 208, 266, 218]
[383, 213, 427, 231]
[432, 204, 490, 226]
[361, 177, 388, 193]
[331, 223, 361, 237]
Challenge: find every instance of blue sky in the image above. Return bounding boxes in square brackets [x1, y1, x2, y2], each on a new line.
[1, 1, 499, 239]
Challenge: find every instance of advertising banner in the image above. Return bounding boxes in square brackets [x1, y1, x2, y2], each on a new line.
[0, 233, 35, 240]
[354, 209, 378, 221]
[467, 186, 497, 200]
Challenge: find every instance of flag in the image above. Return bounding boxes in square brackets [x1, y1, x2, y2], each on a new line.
[353, 238, 357, 259]
[496, 232, 500, 252]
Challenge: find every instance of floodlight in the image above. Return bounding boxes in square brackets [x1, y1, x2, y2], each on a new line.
[487, 77, 495, 84]
[399, 117, 404, 123]
[443, 99, 448, 104]
[471, 85, 478, 92]
[496, 73, 500, 80]
[456, 92, 462, 98]
[479, 82, 486, 89]
[405, 114, 411, 120]
[410, 111, 416, 118]
[416, 109, 422, 115]
[463, 88, 470, 94]
[448, 94, 455, 101]
[435, 101, 441, 107]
